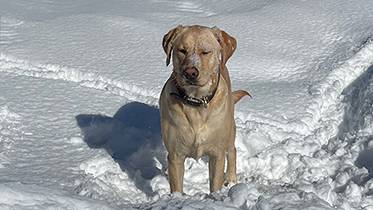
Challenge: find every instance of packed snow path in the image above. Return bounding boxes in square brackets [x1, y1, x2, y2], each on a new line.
[1, 0, 373, 209]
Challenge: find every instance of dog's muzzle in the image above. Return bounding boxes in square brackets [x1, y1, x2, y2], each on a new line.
[183, 67, 199, 81]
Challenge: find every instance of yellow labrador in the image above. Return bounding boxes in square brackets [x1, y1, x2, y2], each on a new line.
[159, 25, 250, 193]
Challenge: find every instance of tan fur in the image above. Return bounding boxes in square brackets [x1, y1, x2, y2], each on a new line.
[159, 25, 248, 193]
[233, 90, 252, 104]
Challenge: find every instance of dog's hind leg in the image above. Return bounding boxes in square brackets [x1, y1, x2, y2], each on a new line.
[225, 146, 237, 185]
[225, 126, 237, 185]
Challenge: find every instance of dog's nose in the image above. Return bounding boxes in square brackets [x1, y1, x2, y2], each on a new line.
[183, 67, 199, 81]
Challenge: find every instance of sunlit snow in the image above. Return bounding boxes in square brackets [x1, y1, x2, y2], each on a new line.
[0, 0, 373, 209]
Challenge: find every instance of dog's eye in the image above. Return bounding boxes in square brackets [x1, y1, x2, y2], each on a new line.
[178, 49, 187, 54]
[202, 51, 211, 55]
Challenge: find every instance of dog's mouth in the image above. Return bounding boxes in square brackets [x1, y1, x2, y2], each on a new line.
[174, 70, 217, 91]
[182, 78, 210, 88]
[185, 80, 202, 86]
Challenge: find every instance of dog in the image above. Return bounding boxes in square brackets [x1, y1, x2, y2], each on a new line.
[159, 25, 250, 193]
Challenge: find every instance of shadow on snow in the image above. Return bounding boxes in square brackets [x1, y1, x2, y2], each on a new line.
[75, 102, 167, 196]
[333, 65, 373, 193]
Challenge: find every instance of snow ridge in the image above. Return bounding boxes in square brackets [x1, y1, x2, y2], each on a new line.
[233, 40, 373, 209]
[236, 40, 373, 153]
[305, 39, 373, 140]
[0, 54, 159, 105]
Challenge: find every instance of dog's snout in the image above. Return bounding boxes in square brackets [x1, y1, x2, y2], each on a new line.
[183, 67, 199, 80]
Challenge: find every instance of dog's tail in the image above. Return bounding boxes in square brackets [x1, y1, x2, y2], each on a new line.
[232, 90, 252, 104]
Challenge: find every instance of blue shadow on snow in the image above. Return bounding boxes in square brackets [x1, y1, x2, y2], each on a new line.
[75, 102, 166, 195]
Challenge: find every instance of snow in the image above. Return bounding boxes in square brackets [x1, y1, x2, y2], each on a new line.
[1, 0, 373, 209]
[0, 182, 115, 210]
[227, 183, 250, 207]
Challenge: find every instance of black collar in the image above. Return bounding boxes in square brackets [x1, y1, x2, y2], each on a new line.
[170, 68, 221, 107]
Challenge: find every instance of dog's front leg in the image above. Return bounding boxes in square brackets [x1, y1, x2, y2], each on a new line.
[168, 153, 185, 193]
[208, 153, 225, 192]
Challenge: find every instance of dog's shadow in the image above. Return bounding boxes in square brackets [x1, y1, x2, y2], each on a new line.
[75, 102, 166, 195]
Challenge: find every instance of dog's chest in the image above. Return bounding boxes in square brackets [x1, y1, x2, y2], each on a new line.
[175, 104, 227, 157]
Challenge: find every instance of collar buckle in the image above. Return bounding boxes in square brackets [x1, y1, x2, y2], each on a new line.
[201, 97, 209, 107]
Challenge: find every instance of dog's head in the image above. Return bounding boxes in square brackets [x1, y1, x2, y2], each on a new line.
[162, 25, 236, 98]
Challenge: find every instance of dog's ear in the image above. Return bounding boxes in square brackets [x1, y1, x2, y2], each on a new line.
[162, 25, 184, 66]
[211, 27, 237, 65]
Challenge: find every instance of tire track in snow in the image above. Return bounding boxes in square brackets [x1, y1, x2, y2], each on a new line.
[0, 54, 159, 105]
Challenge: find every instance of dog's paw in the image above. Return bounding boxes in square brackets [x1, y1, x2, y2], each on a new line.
[224, 176, 237, 188]
[170, 192, 184, 198]
[207, 191, 223, 201]
[224, 181, 236, 188]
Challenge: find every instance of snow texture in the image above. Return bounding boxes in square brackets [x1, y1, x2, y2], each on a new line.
[1, 0, 373, 209]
